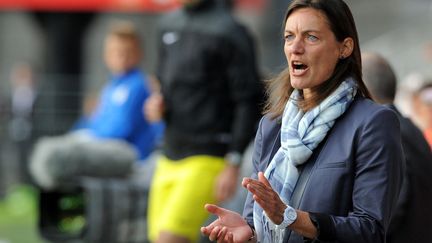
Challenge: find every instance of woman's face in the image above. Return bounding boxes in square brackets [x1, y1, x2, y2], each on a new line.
[284, 8, 348, 99]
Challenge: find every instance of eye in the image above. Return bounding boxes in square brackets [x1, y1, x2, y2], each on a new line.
[307, 35, 318, 42]
[284, 34, 295, 42]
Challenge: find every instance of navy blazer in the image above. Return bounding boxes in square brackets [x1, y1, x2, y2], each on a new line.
[243, 97, 403, 243]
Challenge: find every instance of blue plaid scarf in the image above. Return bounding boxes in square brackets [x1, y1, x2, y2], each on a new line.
[253, 78, 357, 242]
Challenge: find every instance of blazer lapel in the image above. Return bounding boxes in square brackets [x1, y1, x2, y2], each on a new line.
[267, 127, 281, 167]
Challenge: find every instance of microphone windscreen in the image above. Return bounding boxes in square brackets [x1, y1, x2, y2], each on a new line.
[29, 133, 137, 190]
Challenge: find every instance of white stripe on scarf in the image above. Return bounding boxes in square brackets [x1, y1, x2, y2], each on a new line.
[253, 78, 357, 242]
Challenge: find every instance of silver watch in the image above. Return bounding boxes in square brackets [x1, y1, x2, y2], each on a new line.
[275, 205, 297, 230]
[225, 151, 242, 167]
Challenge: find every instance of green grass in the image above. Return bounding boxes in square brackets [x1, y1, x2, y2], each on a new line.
[0, 184, 46, 243]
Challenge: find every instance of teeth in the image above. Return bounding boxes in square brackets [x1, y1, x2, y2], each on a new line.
[293, 68, 304, 75]
[291, 60, 308, 74]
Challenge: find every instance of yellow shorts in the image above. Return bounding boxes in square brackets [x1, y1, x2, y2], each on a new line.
[148, 155, 226, 242]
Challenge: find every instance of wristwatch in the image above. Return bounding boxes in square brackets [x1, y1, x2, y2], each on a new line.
[225, 151, 242, 167]
[274, 205, 298, 230]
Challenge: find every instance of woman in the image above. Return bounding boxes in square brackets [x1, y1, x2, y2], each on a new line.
[200, 0, 403, 242]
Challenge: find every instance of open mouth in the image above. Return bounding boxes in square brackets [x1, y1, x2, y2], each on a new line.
[291, 61, 308, 75]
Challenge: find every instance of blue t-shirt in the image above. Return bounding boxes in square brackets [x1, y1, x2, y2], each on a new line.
[86, 68, 164, 160]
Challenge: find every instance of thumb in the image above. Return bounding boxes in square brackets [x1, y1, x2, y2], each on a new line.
[258, 172, 272, 188]
[205, 204, 229, 218]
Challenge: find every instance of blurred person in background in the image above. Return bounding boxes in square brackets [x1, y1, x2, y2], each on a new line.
[0, 92, 5, 198]
[393, 73, 426, 123]
[0, 62, 38, 197]
[396, 73, 432, 148]
[201, 0, 403, 242]
[30, 20, 164, 191]
[7, 62, 38, 184]
[413, 83, 432, 147]
[144, 0, 262, 242]
[362, 52, 432, 243]
[74, 20, 164, 161]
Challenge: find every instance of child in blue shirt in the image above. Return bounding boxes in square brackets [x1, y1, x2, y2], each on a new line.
[78, 21, 163, 160]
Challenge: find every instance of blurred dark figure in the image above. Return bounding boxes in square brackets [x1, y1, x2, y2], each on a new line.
[32, 12, 95, 135]
[144, 0, 262, 242]
[362, 52, 432, 243]
[7, 62, 38, 184]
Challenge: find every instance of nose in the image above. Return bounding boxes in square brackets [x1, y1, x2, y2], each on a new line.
[289, 37, 305, 55]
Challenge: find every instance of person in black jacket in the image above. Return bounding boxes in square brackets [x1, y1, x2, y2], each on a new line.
[362, 52, 432, 243]
[144, 0, 262, 242]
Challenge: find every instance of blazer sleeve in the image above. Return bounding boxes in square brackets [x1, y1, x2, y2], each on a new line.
[309, 108, 404, 243]
[243, 116, 264, 227]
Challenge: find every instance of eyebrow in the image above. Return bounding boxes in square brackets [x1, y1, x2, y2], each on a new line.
[284, 29, 321, 33]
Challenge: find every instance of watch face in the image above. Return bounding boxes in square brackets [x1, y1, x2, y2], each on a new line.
[226, 152, 242, 166]
[280, 206, 297, 229]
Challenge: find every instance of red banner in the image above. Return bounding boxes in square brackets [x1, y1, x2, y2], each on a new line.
[236, 0, 265, 11]
[0, 0, 266, 12]
[0, 0, 180, 12]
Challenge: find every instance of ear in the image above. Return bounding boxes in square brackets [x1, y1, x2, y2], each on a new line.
[339, 37, 354, 59]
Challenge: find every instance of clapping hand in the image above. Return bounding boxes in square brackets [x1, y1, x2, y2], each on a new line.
[242, 172, 287, 225]
[201, 204, 253, 243]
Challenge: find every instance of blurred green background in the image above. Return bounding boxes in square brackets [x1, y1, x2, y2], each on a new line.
[0, 184, 46, 243]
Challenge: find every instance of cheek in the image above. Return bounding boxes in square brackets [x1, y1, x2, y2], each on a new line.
[321, 60, 337, 79]
[284, 44, 290, 62]
[314, 51, 339, 79]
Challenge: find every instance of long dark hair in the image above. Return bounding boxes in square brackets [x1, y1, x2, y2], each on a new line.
[264, 0, 371, 118]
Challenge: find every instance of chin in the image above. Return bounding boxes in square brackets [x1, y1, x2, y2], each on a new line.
[290, 79, 305, 90]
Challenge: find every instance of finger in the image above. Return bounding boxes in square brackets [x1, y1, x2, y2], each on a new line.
[258, 172, 272, 188]
[246, 180, 272, 198]
[245, 175, 268, 187]
[242, 176, 259, 184]
[244, 178, 278, 210]
[241, 177, 250, 188]
[201, 226, 210, 236]
[217, 227, 228, 243]
[226, 231, 234, 243]
[201, 221, 217, 234]
[252, 187, 281, 211]
[242, 177, 260, 190]
[205, 204, 230, 217]
[209, 226, 221, 242]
